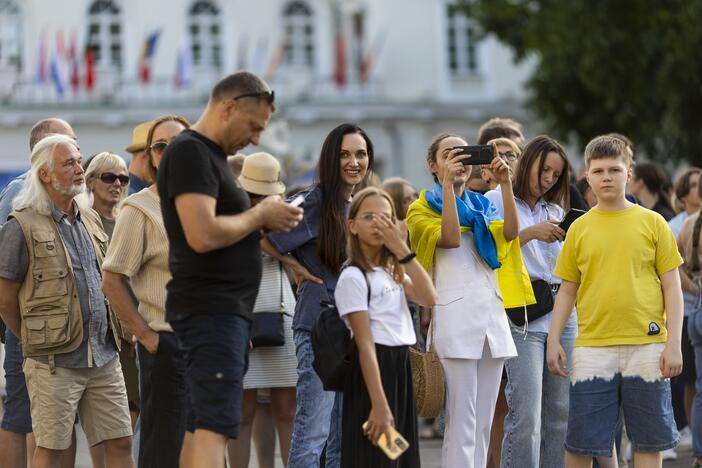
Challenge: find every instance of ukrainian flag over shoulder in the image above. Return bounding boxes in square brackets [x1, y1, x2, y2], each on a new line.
[406, 187, 535, 309]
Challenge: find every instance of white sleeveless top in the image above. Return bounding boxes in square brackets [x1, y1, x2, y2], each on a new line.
[430, 231, 517, 360]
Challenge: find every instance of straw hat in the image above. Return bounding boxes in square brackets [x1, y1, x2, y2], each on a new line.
[238, 152, 286, 196]
[125, 120, 154, 154]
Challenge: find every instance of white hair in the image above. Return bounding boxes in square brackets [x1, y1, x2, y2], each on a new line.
[13, 134, 85, 215]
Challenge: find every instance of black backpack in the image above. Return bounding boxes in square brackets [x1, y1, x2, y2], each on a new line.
[311, 265, 370, 392]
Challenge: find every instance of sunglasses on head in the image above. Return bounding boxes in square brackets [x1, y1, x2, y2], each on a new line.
[99, 173, 129, 185]
[232, 90, 275, 105]
[150, 141, 168, 154]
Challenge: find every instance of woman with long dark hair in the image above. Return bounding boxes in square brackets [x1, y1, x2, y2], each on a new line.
[485, 135, 577, 467]
[630, 162, 675, 220]
[264, 123, 374, 468]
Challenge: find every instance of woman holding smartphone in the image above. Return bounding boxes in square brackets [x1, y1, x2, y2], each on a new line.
[264, 123, 375, 468]
[335, 187, 437, 467]
[484, 135, 577, 468]
[407, 133, 519, 467]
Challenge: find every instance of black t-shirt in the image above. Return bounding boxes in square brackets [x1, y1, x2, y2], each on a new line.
[157, 129, 262, 321]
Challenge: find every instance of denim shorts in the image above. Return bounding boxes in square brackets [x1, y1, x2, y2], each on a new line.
[565, 344, 679, 457]
[1, 330, 33, 434]
[170, 313, 250, 439]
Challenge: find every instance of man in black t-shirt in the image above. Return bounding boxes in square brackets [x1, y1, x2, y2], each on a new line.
[157, 71, 303, 468]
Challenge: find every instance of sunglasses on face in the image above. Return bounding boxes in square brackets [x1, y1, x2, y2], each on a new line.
[150, 141, 168, 154]
[99, 173, 129, 185]
[232, 90, 275, 105]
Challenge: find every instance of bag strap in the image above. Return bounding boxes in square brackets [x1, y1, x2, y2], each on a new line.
[278, 262, 285, 312]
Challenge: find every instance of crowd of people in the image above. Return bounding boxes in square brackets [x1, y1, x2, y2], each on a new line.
[0, 70, 698, 468]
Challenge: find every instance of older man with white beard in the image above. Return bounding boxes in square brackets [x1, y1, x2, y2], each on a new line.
[0, 134, 134, 468]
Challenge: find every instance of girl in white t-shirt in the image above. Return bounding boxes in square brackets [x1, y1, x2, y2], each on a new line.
[334, 187, 437, 467]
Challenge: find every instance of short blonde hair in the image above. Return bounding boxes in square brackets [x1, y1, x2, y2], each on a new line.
[487, 137, 521, 157]
[584, 135, 631, 168]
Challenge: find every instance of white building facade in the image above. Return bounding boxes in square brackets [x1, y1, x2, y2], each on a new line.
[0, 0, 536, 188]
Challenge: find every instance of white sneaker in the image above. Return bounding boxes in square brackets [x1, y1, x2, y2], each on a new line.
[661, 447, 678, 460]
[624, 443, 632, 461]
[678, 426, 693, 448]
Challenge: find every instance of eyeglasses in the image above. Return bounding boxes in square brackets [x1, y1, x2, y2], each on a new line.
[498, 151, 518, 162]
[356, 213, 396, 223]
[99, 173, 129, 185]
[150, 141, 168, 154]
[232, 90, 275, 105]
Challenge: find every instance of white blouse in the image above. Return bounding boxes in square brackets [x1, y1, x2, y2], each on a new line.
[430, 231, 517, 360]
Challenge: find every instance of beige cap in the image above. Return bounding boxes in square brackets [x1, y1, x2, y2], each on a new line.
[238, 152, 286, 196]
[125, 120, 154, 154]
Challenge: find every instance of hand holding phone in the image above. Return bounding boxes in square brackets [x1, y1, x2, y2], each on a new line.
[450, 145, 495, 165]
[362, 421, 410, 460]
[288, 194, 305, 207]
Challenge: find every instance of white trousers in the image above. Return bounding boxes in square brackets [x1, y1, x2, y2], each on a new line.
[440, 341, 505, 468]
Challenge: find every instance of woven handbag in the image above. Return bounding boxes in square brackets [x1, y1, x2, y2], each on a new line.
[409, 307, 445, 418]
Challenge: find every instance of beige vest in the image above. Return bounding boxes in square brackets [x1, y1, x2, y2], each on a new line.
[11, 206, 122, 358]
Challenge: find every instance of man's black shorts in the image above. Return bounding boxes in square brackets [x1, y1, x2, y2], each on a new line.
[170, 313, 250, 439]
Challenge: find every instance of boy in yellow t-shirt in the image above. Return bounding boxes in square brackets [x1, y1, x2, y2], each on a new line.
[546, 135, 684, 467]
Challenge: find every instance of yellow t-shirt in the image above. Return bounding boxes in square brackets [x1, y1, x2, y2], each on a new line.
[554, 204, 683, 347]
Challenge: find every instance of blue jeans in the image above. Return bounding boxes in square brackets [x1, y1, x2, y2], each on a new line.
[501, 315, 576, 468]
[1, 330, 32, 434]
[688, 308, 702, 457]
[288, 330, 342, 468]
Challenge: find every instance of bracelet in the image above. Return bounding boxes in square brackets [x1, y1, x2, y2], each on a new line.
[398, 251, 417, 264]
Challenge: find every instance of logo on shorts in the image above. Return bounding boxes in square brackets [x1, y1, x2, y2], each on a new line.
[648, 322, 660, 335]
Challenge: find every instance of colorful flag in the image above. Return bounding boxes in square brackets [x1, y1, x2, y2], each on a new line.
[49, 47, 66, 96]
[34, 31, 47, 85]
[85, 47, 95, 90]
[333, 33, 347, 87]
[264, 40, 287, 82]
[174, 37, 193, 88]
[68, 31, 80, 92]
[138, 30, 160, 83]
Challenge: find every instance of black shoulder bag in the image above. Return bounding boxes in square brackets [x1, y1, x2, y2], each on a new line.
[311, 265, 370, 392]
[251, 262, 291, 347]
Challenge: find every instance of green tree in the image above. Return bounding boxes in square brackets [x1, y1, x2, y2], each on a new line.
[462, 0, 702, 166]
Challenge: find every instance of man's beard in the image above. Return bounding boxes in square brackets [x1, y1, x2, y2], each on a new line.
[52, 180, 85, 197]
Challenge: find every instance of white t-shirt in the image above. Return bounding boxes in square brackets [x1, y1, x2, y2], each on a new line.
[334, 266, 417, 347]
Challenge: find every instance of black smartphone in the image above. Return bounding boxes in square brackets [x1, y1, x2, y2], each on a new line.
[450, 145, 494, 165]
[558, 209, 587, 233]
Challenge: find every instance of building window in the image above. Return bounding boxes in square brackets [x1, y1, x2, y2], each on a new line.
[86, 0, 123, 70]
[188, 0, 222, 71]
[0, 1, 21, 72]
[447, 4, 481, 76]
[282, 1, 314, 67]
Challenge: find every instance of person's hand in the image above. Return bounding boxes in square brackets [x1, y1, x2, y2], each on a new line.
[258, 196, 304, 233]
[483, 148, 511, 185]
[284, 260, 323, 289]
[526, 221, 565, 243]
[364, 404, 394, 447]
[660, 342, 683, 378]
[439, 148, 468, 187]
[546, 339, 568, 377]
[138, 329, 160, 354]
[373, 214, 411, 259]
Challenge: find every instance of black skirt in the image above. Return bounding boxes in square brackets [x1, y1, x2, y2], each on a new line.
[341, 343, 420, 468]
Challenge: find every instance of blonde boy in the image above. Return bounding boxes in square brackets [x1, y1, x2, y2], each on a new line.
[546, 135, 683, 468]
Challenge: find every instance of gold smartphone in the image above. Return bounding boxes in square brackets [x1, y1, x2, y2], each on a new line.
[362, 421, 410, 460]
